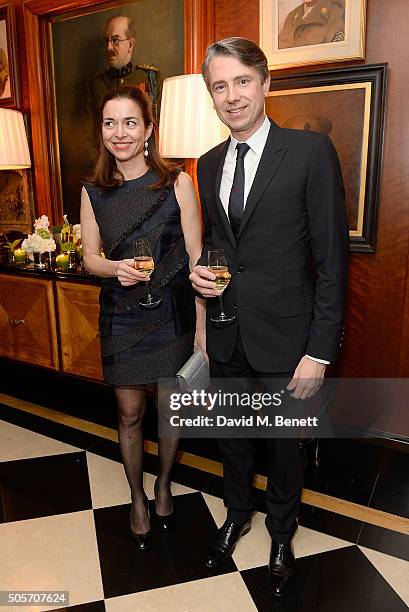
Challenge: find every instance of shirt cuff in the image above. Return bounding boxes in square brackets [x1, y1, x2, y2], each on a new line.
[305, 354, 330, 365]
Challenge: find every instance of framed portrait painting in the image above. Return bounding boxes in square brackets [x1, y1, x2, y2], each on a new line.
[0, 4, 20, 108]
[266, 64, 387, 252]
[48, 0, 184, 223]
[260, 0, 367, 70]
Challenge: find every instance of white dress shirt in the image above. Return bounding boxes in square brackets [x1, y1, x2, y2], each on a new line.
[219, 115, 329, 365]
[219, 116, 271, 215]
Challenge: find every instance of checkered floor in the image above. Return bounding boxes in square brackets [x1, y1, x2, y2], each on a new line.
[1, 413, 409, 611]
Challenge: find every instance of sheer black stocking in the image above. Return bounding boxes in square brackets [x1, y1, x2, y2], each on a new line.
[155, 436, 179, 516]
[115, 387, 149, 534]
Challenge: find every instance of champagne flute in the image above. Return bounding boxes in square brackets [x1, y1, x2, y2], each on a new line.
[208, 249, 235, 326]
[133, 238, 162, 308]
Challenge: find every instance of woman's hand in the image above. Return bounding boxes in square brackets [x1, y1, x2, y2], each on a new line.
[117, 259, 150, 287]
[194, 326, 208, 361]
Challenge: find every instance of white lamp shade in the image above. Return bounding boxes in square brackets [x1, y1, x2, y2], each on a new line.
[159, 74, 229, 158]
[0, 109, 31, 169]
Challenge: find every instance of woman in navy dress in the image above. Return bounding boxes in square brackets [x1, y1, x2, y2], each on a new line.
[81, 85, 205, 550]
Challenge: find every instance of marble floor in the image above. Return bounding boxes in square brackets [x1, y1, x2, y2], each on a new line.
[1, 400, 409, 611]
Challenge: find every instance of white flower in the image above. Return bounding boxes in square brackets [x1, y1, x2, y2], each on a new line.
[33, 215, 50, 231]
[22, 233, 56, 254]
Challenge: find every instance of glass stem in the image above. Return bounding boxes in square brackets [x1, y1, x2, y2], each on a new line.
[218, 293, 226, 317]
[146, 280, 152, 301]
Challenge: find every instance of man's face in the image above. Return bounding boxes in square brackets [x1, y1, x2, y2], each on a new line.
[207, 55, 270, 141]
[104, 17, 135, 70]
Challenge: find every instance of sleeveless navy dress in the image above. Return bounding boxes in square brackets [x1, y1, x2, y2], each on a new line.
[84, 169, 195, 386]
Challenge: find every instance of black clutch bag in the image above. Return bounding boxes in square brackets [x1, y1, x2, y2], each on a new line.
[176, 349, 210, 393]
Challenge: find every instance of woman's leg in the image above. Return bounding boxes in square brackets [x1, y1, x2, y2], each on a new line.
[115, 387, 149, 534]
[155, 385, 179, 516]
[155, 436, 179, 516]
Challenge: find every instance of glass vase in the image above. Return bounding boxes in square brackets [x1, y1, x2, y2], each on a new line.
[33, 252, 47, 269]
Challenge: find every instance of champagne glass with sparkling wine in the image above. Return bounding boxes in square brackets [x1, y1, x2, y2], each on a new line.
[208, 249, 235, 325]
[133, 237, 162, 308]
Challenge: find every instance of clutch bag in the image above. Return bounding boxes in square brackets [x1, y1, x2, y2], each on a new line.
[176, 349, 210, 393]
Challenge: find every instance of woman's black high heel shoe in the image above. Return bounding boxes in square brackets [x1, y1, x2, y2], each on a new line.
[130, 496, 151, 551]
[154, 479, 174, 533]
[156, 511, 174, 532]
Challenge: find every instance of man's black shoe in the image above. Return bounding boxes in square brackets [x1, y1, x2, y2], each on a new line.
[206, 518, 251, 568]
[268, 541, 296, 597]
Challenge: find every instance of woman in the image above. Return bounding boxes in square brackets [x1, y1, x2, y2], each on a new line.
[81, 85, 205, 550]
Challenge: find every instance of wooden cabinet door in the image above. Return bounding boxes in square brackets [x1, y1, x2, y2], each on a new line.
[56, 281, 103, 381]
[0, 274, 59, 369]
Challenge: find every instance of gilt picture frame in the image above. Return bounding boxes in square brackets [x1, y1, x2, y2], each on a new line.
[260, 0, 367, 70]
[0, 4, 20, 108]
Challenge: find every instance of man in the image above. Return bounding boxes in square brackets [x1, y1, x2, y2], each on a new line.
[279, 0, 345, 49]
[83, 15, 161, 156]
[190, 37, 348, 596]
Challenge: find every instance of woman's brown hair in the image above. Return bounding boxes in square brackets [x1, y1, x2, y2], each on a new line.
[89, 85, 179, 190]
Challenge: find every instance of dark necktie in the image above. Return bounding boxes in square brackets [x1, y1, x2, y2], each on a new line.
[228, 142, 250, 237]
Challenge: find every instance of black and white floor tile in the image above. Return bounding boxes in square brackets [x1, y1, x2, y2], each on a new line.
[1, 412, 409, 611]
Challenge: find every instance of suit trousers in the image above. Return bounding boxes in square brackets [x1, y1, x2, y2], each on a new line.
[210, 329, 304, 543]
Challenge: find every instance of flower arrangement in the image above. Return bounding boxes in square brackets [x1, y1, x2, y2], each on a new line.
[22, 215, 56, 255]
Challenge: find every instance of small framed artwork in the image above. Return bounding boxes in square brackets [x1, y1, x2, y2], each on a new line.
[260, 0, 367, 70]
[266, 63, 387, 252]
[0, 114, 34, 234]
[0, 4, 20, 108]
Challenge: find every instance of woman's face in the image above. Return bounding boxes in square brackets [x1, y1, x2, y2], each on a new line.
[102, 97, 153, 164]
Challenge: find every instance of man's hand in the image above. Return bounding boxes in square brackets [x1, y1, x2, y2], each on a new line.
[117, 259, 150, 287]
[189, 265, 220, 298]
[287, 356, 326, 400]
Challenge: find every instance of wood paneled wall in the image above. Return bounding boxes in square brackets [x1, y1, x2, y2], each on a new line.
[4, 0, 409, 377]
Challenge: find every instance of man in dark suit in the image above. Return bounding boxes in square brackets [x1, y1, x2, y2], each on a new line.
[190, 37, 348, 596]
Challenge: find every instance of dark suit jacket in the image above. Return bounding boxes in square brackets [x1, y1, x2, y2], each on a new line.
[197, 118, 349, 373]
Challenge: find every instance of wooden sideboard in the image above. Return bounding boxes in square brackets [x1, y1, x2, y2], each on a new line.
[0, 267, 103, 381]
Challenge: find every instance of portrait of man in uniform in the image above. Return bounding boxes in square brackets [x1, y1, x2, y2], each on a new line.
[51, 0, 183, 222]
[82, 14, 161, 158]
[278, 0, 345, 50]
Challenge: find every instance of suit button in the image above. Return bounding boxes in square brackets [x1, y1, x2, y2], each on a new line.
[237, 266, 244, 274]
[233, 304, 238, 311]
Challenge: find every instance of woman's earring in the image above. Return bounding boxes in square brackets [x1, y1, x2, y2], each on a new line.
[144, 141, 149, 158]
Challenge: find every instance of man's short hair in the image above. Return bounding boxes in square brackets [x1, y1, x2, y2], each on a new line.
[105, 15, 136, 39]
[202, 37, 269, 90]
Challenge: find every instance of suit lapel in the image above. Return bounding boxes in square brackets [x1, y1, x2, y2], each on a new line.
[213, 137, 237, 248]
[238, 120, 287, 239]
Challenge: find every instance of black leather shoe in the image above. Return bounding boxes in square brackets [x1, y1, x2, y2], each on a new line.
[154, 478, 174, 532]
[206, 519, 251, 568]
[155, 511, 173, 533]
[131, 528, 151, 551]
[269, 541, 296, 597]
[130, 496, 151, 551]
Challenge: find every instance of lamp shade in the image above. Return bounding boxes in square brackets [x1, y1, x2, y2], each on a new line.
[0, 109, 31, 169]
[159, 74, 228, 158]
